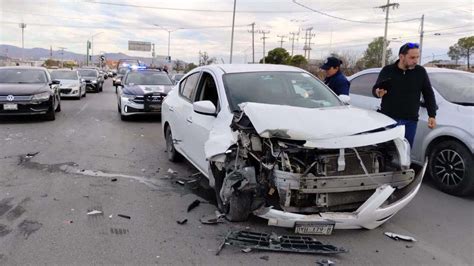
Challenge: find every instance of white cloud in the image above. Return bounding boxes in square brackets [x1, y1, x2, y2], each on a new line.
[0, 0, 472, 64]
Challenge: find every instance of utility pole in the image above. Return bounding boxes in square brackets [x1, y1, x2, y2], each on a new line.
[419, 14, 425, 64]
[377, 0, 399, 67]
[277, 35, 287, 48]
[302, 27, 315, 61]
[258, 30, 270, 64]
[289, 31, 299, 56]
[248, 23, 256, 63]
[152, 43, 155, 67]
[58, 47, 66, 68]
[229, 0, 237, 64]
[50, 45, 52, 59]
[19, 23, 26, 62]
[86, 40, 91, 66]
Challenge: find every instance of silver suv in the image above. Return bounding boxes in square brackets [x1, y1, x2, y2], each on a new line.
[348, 67, 473, 196]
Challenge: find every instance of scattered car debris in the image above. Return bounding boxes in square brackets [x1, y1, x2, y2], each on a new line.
[187, 200, 201, 212]
[64, 220, 74, 224]
[259, 255, 269, 261]
[25, 152, 39, 158]
[117, 214, 131, 219]
[384, 232, 417, 242]
[109, 215, 113, 219]
[111, 178, 118, 182]
[167, 168, 178, 175]
[218, 230, 347, 255]
[200, 211, 225, 225]
[177, 218, 188, 225]
[316, 258, 336, 266]
[241, 248, 252, 253]
[87, 210, 103, 216]
[176, 180, 186, 186]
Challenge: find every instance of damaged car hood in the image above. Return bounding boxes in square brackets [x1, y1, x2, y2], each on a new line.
[240, 102, 396, 140]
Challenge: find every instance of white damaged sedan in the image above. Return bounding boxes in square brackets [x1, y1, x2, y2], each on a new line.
[162, 64, 427, 234]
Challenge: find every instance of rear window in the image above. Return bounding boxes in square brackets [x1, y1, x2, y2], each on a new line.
[124, 72, 173, 85]
[78, 69, 98, 77]
[51, 71, 78, 80]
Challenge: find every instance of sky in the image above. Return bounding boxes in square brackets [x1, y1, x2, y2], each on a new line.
[0, 0, 472, 64]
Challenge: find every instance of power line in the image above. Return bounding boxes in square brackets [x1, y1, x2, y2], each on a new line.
[85, 0, 311, 13]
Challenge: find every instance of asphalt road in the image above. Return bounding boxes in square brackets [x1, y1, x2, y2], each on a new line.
[0, 79, 472, 265]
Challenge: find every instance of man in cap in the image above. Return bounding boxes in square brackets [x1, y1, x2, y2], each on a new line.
[373, 42, 437, 147]
[321, 56, 350, 96]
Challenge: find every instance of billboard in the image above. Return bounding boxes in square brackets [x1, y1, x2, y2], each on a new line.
[128, 41, 151, 52]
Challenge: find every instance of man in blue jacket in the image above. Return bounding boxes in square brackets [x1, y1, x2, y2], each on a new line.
[321, 57, 350, 95]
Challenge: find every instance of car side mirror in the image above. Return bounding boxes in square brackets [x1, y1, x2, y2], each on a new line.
[193, 101, 216, 116]
[50, 80, 60, 85]
[338, 94, 351, 105]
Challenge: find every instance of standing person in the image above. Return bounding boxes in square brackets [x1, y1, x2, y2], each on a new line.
[373, 42, 437, 147]
[162, 65, 169, 74]
[321, 56, 350, 95]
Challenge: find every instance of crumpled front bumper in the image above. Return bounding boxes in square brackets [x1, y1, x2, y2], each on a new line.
[254, 161, 427, 230]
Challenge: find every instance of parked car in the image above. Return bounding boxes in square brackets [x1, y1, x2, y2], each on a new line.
[0, 66, 61, 120]
[50, 69, 86, 99]
[161, 64, 427, 233]
[78, 69, 102, 92]
[170, 73, 184, 84]
[348, 67, 473, 196]
[116, 69, 174, 120]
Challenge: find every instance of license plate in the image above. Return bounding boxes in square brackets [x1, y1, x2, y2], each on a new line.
[149, 104, 161, 111]
[3, 103, 18, 110]
[295, 222, 335, 235]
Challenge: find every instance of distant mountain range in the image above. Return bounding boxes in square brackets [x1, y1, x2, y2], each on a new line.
[0, 44, 166, 65]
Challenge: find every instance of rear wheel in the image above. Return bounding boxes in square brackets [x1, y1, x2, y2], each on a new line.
[428, 140, 474, 196]
[165, 125, 181, 162]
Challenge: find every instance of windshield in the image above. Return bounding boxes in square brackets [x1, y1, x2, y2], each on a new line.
[124, 72, 173, 85]
[429, 72, 474, 105]
[223, 71, 342, 111]
[78, 69, 98, 77]
[51, 70, 78, 80]
[0, 69, 48, 84]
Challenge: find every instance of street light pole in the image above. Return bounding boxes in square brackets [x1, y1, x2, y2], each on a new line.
[229, 0, 237, 64]
[19, 23, 26, 62]
[153, 25, 179, 63]
[90, 32, 103, 66]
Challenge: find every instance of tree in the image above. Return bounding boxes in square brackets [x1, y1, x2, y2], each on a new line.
[360, 37, 392, 68]
[260, 48, 291, 64]
[42, 59, 60, 67]
[173, 59, 185, 72]
[288, 54, 308, 68]
[457, 36, 474, 69]
[184, 63, 197, 73]
[198, 51, 216, 66]
[448, 44, 462, 65]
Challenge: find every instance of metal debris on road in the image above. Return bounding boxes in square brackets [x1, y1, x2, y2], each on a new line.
[384, 232, 417, 242]
[87, 210, 103, 215]
[187, 200, 200, 212]
[200, 212, 225, 225]
[177, 218, 188, 225]
[111, 178, 118, 182]
[316, 258, 336, 265]
[117, 214, 131, 219]
[25, 152, 39, 158]
[241, 247, 252, 253]
[219, 230, 347, 255]
[176, 180, 185, 186]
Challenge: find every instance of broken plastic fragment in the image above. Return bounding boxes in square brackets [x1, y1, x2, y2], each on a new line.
[167, 168, 178, 175]
[177, 218, 188, 225]
[259, 255, 269, 261]
[187, 200, 200, 212]
[87, 210, 103, 215]
[316, 258, 335, 266]
[176, 180, 185, 186]
[117, 214, 131, 219]
[384, 232, 417, 242]
[241, 248, 252, 253]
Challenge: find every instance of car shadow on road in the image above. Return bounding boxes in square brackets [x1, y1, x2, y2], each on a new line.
[0, 116, 51, 124]
[120, 115, 162, 123]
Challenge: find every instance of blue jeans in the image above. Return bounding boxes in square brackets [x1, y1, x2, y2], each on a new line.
[395, 119, 417, 147]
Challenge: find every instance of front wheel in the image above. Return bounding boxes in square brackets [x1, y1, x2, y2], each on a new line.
[428, 140, 474, 196]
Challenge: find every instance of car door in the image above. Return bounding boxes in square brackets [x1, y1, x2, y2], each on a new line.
[349, 72, 380, 110]
[186, 70, 221, 173]
[172, 71, 201, 160]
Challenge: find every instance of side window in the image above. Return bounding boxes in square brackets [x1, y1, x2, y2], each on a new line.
[195, 72, 219, 109]
[350, 73, 378, 97]
[180, 72, 200, 101]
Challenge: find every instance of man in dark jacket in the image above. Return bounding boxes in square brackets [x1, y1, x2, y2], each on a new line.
[321, 57, 350, 95]
[373, 42, 437, 147]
